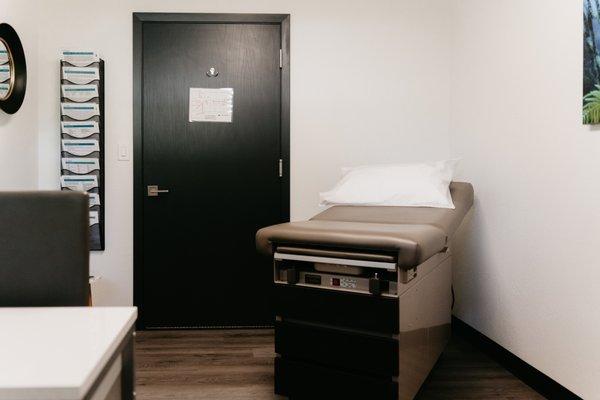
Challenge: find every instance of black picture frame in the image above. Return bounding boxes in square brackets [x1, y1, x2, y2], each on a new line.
[0, 23, 26, 114]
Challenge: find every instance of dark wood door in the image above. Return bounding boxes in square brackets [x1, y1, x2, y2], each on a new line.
[138, 19, 286, 328]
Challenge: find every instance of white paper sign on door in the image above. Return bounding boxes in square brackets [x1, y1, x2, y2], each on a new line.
[189, 88, 233, 123]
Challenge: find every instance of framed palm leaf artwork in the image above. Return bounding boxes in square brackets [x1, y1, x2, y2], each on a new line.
[584, 0, 600, 124]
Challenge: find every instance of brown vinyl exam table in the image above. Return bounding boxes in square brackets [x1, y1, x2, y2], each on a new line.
[256, 182, 474, 399]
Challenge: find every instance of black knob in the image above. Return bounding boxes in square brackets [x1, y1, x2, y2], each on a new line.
[369, 275, 382, 296]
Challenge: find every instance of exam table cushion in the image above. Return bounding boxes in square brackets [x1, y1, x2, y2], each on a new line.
[256, 182, 473, 269]
[258, 221, 446, 268]
[313, 182, 474, 237]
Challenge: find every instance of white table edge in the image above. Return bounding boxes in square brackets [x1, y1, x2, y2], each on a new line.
[0, 307, 137, 400]
[77, 308, 137, 399]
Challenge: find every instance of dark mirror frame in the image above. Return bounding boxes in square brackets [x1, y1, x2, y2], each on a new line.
[0, 23, 26, 114]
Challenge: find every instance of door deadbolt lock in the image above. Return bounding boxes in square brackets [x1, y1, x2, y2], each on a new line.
[147, 185, 170, 197]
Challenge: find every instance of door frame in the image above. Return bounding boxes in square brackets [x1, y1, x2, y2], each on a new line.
[133, 13, 290, 329]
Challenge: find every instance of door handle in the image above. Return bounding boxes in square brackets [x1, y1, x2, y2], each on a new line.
[147, 185, 170, 197]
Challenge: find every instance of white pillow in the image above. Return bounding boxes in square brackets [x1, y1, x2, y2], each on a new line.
[319, 159, 459, 209]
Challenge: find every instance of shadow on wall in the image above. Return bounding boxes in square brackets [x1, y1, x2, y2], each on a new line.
[0, 111, 12, 127]
[588, 124, 600, 132]
[450, 200, 503, 332]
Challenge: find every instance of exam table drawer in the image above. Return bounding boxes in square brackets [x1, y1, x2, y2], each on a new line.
[274, 284, 399, 333]
[275, 357, 398, 399]
[275, 320, 398, 376]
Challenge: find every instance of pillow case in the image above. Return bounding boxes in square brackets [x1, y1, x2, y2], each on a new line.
[319, 159, 459, 209]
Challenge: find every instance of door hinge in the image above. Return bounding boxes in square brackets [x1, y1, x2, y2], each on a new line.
[279, 49, 283, 69]
[278, 159, 283, 177]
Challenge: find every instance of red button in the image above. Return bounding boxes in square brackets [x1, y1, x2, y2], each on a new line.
[331, 278, 340, 286]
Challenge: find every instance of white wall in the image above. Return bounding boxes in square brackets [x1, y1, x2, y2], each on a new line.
[450, 1, 600, 398]
[0, 1, 38, 189]
[32, 0, 453, 305]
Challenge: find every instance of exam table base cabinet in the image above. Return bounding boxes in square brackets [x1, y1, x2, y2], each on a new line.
[273, 251, 453, 400]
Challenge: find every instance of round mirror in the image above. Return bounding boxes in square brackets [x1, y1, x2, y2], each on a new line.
[0, 23, 26, 114]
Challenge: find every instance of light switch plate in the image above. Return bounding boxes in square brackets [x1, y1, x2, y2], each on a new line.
[118, 142, 130, 161]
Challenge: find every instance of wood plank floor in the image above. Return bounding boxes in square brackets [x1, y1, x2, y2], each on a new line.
[135, 330, 545, 400]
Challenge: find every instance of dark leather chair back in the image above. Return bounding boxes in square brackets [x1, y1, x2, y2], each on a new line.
[0, 191, 89, 306]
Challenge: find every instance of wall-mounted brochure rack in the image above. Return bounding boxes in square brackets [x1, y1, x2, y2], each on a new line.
[59, 52, 104, 251]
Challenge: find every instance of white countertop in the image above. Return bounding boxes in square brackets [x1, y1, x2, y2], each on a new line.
[0, 307, 137, 400]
